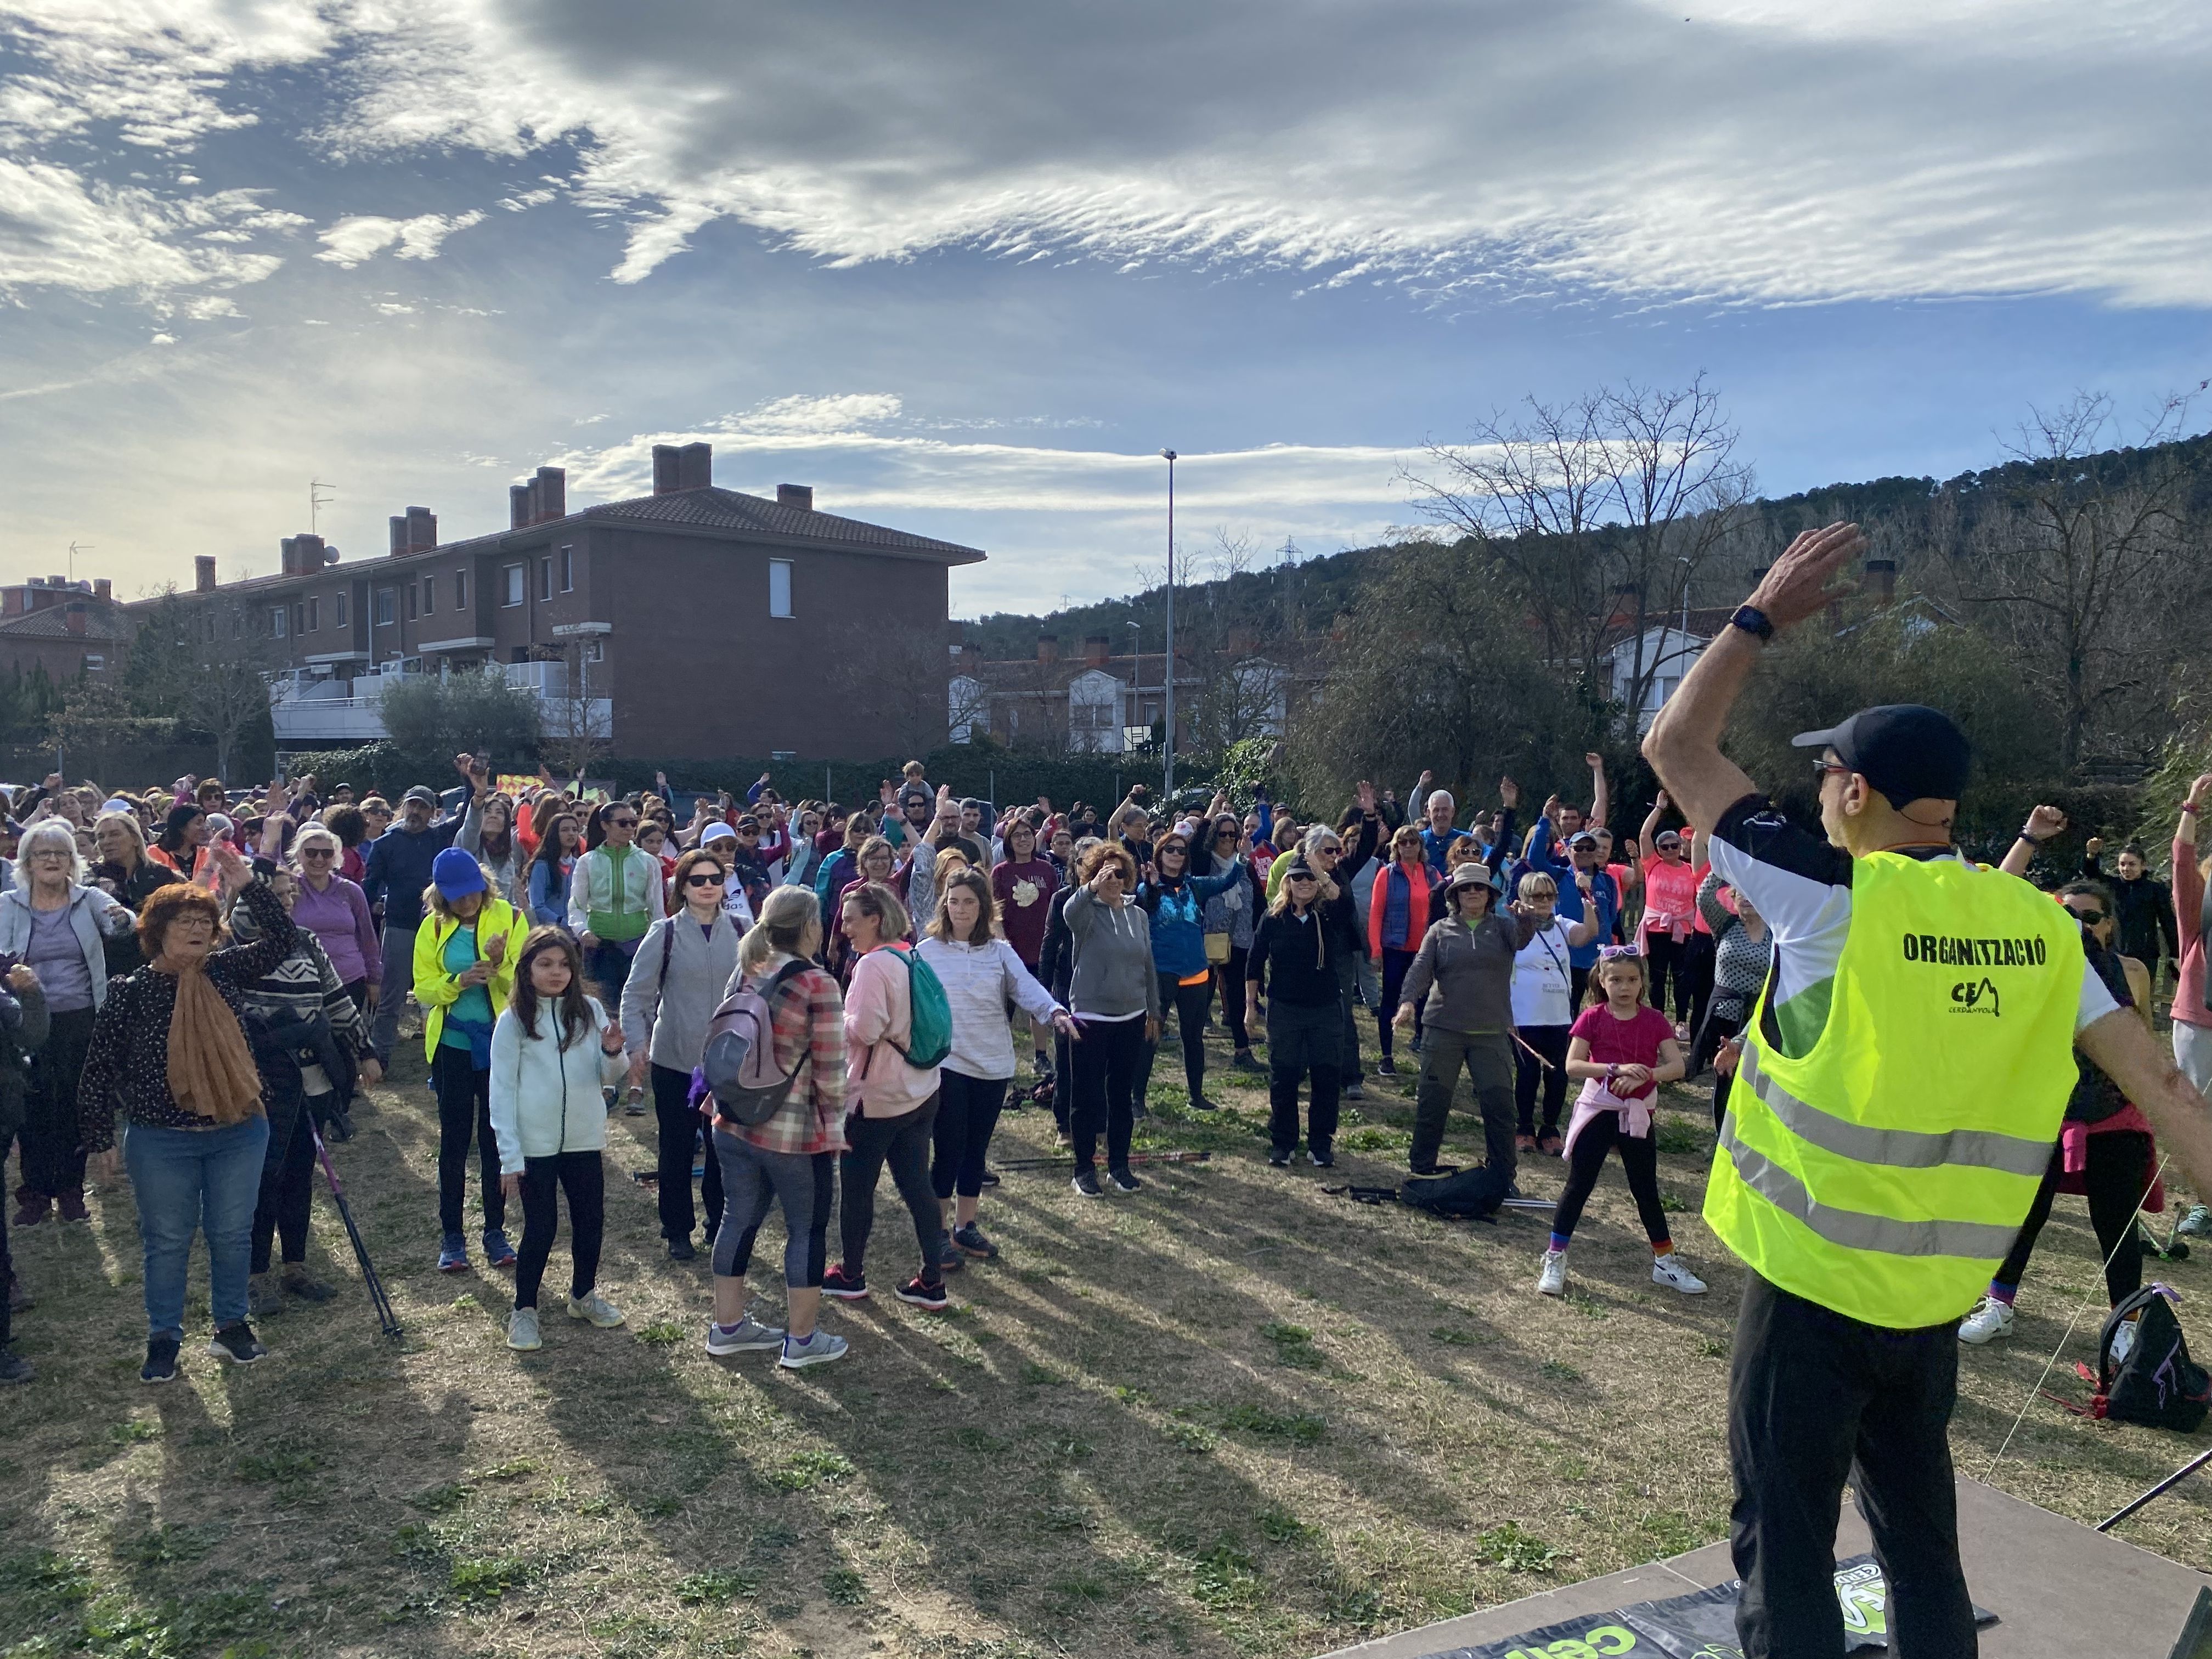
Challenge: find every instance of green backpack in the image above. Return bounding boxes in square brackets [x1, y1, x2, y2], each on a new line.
[881, 944, 952, 1070]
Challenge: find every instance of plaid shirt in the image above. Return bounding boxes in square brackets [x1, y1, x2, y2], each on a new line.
[733, 961, 848, 1156]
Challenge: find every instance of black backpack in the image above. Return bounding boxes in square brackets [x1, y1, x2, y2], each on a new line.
[1399, 1164, 1510, 1222]
[2079, 1285, 2212, 1432]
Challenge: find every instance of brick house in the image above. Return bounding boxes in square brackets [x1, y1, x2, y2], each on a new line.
[128, 443, 984, 762]
[0, 575, 133, 684]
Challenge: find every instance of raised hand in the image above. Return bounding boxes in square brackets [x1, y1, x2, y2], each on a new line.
[1356, 780, 1376, 814]
[1498, 776, 1519, 809]
[1746, 521, 1866, 632]
[207, 838, 251, 895]
[2085, 835, 2104, 857]
[1655, 788, 1671, 813]
[2023, 805, 2068, 842]
[1585, 752, 1605, 773]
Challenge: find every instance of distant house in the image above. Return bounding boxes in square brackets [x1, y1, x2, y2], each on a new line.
[0, 575, 133, 684]
[127, 444, 984, 763]
[949, 628, 1311, 754]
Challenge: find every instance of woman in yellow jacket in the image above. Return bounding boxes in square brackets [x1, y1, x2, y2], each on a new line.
[417, 847, 534, 1273]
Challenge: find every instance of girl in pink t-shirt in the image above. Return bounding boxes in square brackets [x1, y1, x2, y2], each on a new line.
[1536, 950, 1707, 1300]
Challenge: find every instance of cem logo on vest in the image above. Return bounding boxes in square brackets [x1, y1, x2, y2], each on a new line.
[1899, 927, 2050, 1019]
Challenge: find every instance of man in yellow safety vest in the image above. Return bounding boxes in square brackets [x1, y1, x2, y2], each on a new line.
[1644, 520, 2212, 1657]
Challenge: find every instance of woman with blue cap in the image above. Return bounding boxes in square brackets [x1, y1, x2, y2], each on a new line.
[416, 845, 532, 1274]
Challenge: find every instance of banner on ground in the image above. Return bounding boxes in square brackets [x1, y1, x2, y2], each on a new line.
[1436, 1556, 1995, 1659]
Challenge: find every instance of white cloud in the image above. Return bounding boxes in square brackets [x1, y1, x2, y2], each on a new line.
[313, 208, 485, 267]
[0, 156, 294, 294]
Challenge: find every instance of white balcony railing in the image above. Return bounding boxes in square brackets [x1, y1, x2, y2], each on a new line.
[270, 664, 610, 748]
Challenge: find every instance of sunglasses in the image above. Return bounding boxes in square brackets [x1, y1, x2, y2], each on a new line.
[607, 817, 637, 829]
[1287, 872, 1318, 884]
[1810, 759, 1852, 782]
[299, 847, 336, 859]
[684, 871, 724, 888]
[2067, 906, 2108, 927]
[1597, 944, 1644, 961]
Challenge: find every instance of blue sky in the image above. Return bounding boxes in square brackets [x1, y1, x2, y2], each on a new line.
[3, 0, 2209, 617]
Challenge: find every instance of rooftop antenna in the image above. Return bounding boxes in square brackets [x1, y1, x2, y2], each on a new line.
[67, 541, 93, 583]
[311, 479, 337, 535]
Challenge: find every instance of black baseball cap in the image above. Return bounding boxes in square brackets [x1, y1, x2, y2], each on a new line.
[1792, 704, 1972, 808]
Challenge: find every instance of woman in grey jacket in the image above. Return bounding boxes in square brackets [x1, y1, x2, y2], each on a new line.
[1395, 861, 1537, 1178]
[3, 821, 134, 1227]
[619, 847, 743, 1260]
[1201, 815, 1263, 1072]
[1061, 843, 1160, 1198]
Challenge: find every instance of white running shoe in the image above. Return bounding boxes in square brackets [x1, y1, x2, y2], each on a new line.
[1536, 1250, 1567, 1297]
[2110, 1316, 2138, 1368]
[566, 1290, 626, 1329]
[1956, 1297, 2014, 1345]
[1651, 1256, 1708, 1295]
[2181, 1204, 2212, 1240]
[506, 1307, 543, 1351]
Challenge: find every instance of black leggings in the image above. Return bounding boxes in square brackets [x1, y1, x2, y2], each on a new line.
[1070, 1015, 1147, 1173]
[652, 1063, 723, 1243]
[1514, 1025, 1572, 1139]
[433, 1043, 504, 1235]
[1138, 973, 1212, 1104]
[1995, 1133, 2152, 1306]
[1550, 1110, 1672, 1247]
[1376, 947, 1421, 1060]
[1217, 947, 1251, 1050]
[839, 1097, 942, 1280]
[933, 1071, 1008, 1199]
[1644, 931, 1691, 1023]
[1701, 1013, 1745, 1132]
[251, 1087, 317, 1272]
[18, 1007, 93, 1199]
[514, 1150, 604, 1308]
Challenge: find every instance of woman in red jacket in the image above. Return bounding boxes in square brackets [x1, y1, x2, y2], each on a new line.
[1369, 825, 1438, 1077]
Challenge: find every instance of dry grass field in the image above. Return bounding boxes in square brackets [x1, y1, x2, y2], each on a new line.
[6, 1017, 2210, 1658]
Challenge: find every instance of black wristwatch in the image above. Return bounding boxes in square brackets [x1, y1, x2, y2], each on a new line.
[1729, 605, 1774, 641]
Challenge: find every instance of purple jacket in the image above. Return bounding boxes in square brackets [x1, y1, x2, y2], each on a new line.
[292, 874, 381, 987]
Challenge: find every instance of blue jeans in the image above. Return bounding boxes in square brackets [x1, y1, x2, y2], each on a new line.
[124, 1116, 270, 1340]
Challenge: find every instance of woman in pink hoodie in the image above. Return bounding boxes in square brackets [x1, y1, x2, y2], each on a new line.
[821, 881, 950, 1310]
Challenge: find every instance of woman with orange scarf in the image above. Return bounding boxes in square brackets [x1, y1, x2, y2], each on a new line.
[80, 840, 300, 1385]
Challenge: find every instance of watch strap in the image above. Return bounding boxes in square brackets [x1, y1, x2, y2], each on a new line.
[1730, 605, 1774, 640]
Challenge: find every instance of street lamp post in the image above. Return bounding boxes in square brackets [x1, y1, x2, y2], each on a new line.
[1161, 449, 1177, 799]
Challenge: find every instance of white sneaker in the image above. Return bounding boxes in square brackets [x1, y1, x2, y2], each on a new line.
[1956, 1297, 2014, 1345]
[565, 1290, 625, 1329]
[506, 1307, 543, 1351]
[2110, 1316, 2138, 1367]
[1537, 1250, 1567, 1297]
[705, 1313, 784, 1355]
[2181, 1204, 2212, 1240]
[1651, 1255, 1707, 1295]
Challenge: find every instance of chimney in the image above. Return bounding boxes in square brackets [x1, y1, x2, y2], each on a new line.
[510, 484, 532, 529]
[1865, 558, 1897, 603]
[535, 466, 565, 521]
[651, 444, 681, 494]
[675, 442, 711, 490]
[777, 483, 814, 513]
[94, 578, 111, 603]
[1036, 633, 1060, 664]
[408, 506, 436, 552]
[280, 532, 326, 575]
[1082, 634, 1110, 668]
[195, 555, 218, 592]
[65, 602, 86, 636]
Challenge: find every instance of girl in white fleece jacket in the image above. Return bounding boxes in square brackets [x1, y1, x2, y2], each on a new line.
[489, 927, 631, 1352]
[917, 870, 1074, 1268]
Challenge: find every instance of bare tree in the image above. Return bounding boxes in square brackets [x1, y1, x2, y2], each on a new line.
[1403, 375, 1752, 738]
[124, 588, 281, 779]
[821, 619, 949, 757]
[1946, 392, 2202, 778]
[538, 642, 611, 781]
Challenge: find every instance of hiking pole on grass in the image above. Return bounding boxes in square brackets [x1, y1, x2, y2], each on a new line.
[2098, 1443, 2212, 1532]
[311, 1125, 402, 1340]
[990, 1150, 1214, 1173]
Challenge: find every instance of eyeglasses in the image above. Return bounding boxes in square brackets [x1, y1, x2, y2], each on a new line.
[607, 817, 637, 830]
[684, 872, 724, 888]
[1810, 759, 1852, 782]
[2067, 907, 2108, 927]
[299, 847, 336, 860]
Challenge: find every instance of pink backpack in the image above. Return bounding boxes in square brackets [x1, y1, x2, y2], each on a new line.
[696, 961, 809, 1125]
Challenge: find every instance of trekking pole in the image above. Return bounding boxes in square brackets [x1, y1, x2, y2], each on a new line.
[311, 1125, 402, 1340]
[2098, 1443, 2212, 1532]
[991, 1149, 1213, 1173]
[1510, 1031, 1555, 1069]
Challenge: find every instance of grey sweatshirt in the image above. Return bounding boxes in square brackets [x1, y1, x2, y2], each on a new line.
[619, 910, 745, 1071]
[1061, 887, 1160, 1022]
[1398, 910, 1535, 1035]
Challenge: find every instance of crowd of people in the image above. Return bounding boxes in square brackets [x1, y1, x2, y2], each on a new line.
[0, 744, 2195, 1386]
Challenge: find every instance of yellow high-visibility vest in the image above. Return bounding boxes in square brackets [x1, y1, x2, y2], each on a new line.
[1705, 851, 2085, 1328]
